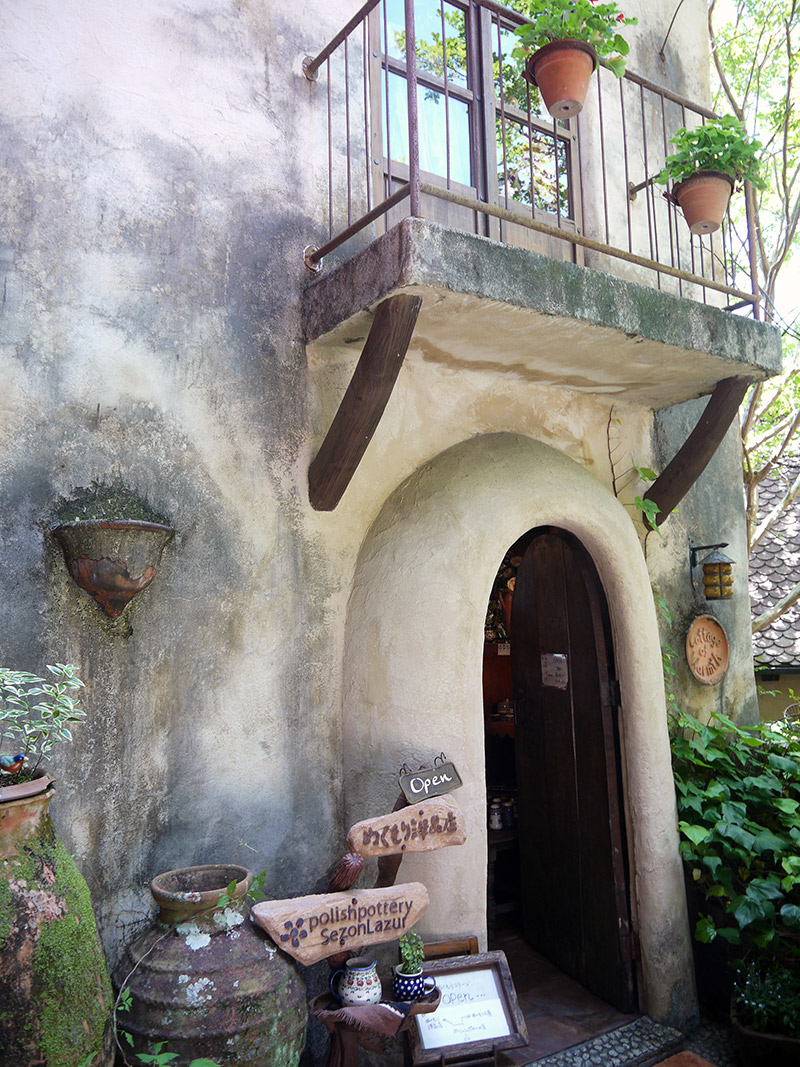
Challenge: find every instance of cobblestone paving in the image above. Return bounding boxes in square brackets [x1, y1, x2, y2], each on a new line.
[517, 1016, 737, 1067]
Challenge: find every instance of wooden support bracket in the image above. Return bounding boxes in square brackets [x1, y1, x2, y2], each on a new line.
[308, 293, 422, 511]
[643, 376, 750, 526]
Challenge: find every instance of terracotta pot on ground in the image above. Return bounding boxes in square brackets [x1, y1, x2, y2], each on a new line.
[0, 786, 115, 1066]
[114, 864, 308, 1066]
[732, 1016, 800, 1067]
[672, 170, 734, 235]
[523, 40, 597, 118]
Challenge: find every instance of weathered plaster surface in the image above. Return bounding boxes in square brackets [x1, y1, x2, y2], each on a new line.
[0, 0, 769, 1046]
[0, 0, 349, 962]
[648, 401, 760, 727]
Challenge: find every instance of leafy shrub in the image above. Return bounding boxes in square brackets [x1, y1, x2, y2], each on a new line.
[0, 664, 86, 776]
[670, 710, 800, 965]
[656, 115, 764, 189]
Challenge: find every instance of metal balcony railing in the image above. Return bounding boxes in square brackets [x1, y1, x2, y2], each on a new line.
[302, 0, 760, 318]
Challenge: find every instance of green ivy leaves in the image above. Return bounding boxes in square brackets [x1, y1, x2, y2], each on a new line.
[671, 709, 800, 963]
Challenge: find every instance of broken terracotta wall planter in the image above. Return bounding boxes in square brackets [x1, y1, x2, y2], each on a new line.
[52, 518, 175, 617]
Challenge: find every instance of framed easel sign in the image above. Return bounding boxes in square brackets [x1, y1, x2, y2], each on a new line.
[406, 951, 528, 1065]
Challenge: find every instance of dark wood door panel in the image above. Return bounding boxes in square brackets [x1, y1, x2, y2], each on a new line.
[511, 528, 636, 1012]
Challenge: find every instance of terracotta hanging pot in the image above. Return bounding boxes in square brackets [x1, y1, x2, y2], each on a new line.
[523, 39, 597, 119]
[52, 518, 175, 617]
[114, 864, 308, 1066]
[0, 786, 115, 1066]
[672, 170, 734, 235]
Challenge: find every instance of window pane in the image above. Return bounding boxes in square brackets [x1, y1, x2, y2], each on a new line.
[385, 71, 472, 186]
[383, 0, 469, 87]
[496, 118, 571, 216]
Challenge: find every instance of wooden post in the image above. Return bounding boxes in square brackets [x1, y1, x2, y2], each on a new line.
[308, 293, 422, 510]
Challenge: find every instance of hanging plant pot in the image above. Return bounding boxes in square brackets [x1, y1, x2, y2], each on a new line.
[52, 518, 175, 617]
[0, 786, 114, 1066]
[523, 40, 597, 119]
[672, 170, 734, 235]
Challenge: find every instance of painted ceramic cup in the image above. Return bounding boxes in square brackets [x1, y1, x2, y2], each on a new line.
[330, 956, 382, 1006]
[392, 965, 436, 1002]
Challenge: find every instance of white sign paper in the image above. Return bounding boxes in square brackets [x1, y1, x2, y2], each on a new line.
[416, 967, 513, 1050]
[541, 652, 568, 689]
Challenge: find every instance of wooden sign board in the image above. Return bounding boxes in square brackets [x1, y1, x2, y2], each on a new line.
[347, 795, 466, 857]
[400, 761, 463, 805]
[686, 614, 729, 686]
[251, 883, 429, 965]
[407, 951, 528, 1065]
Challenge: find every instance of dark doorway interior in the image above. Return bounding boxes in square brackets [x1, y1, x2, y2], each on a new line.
[484, 527, 639, 1059]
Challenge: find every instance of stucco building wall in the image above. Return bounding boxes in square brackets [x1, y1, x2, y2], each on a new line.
[0, 0, 769, 1037]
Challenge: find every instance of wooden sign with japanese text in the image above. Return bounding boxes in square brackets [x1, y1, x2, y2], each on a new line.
[251, 883, 429, 965]
[347, 795, 466, 857]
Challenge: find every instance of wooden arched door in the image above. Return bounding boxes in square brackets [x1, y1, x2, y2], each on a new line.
[510, 527, 636, 1012]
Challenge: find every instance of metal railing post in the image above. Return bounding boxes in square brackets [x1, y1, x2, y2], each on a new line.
[404, 0, 422, 217]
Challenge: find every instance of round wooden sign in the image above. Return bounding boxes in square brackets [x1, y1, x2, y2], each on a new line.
[686, 614, 729, 686]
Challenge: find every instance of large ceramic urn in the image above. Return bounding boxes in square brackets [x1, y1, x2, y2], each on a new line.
[114, 864, 308, 1066]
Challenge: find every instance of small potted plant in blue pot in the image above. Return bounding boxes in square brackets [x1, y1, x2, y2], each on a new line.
[393, 929, 435, 1002]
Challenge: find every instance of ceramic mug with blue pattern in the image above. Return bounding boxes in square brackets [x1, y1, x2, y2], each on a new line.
[392, 965, 436, 1001]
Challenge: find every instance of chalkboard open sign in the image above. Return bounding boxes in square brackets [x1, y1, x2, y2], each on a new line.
[400, 760, 463, 805]
[407, 951, 528, 1065]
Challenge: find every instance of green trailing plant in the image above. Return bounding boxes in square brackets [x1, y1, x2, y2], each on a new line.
[656, 115, 765, 189]
[398, 929, 425, 975]
[216, 867, 267, 909]
[670, 709, 800, 967]
[0, 664, 86, 778]
[733, 960, 800, 1038]
[513, 0, 637, 78]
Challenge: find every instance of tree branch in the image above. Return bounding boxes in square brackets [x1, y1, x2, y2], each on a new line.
[753, 581, 800, 633]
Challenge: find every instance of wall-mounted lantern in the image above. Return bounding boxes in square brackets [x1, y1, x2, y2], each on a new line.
[690, 542, 734, 600]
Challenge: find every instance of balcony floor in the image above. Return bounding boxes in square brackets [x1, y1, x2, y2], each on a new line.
[304, 218, 781, 410]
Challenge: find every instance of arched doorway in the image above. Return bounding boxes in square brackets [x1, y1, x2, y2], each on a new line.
[342, 433, 696, 1029]
[497, 527, 636, 1012]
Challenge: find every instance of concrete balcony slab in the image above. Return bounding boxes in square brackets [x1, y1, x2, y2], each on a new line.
[304, 218, 781, 409]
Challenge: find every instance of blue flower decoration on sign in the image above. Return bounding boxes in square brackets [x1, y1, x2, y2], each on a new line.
[280, 917, 308, 949]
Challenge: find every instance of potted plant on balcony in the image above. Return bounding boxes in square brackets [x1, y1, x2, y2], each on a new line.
[656, 115, 764, 235]
[513, 0, 637, 118]
[0, 663, 115, 1066]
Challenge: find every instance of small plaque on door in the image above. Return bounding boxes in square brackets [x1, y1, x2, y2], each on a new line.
[541, 653, 568, 689]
